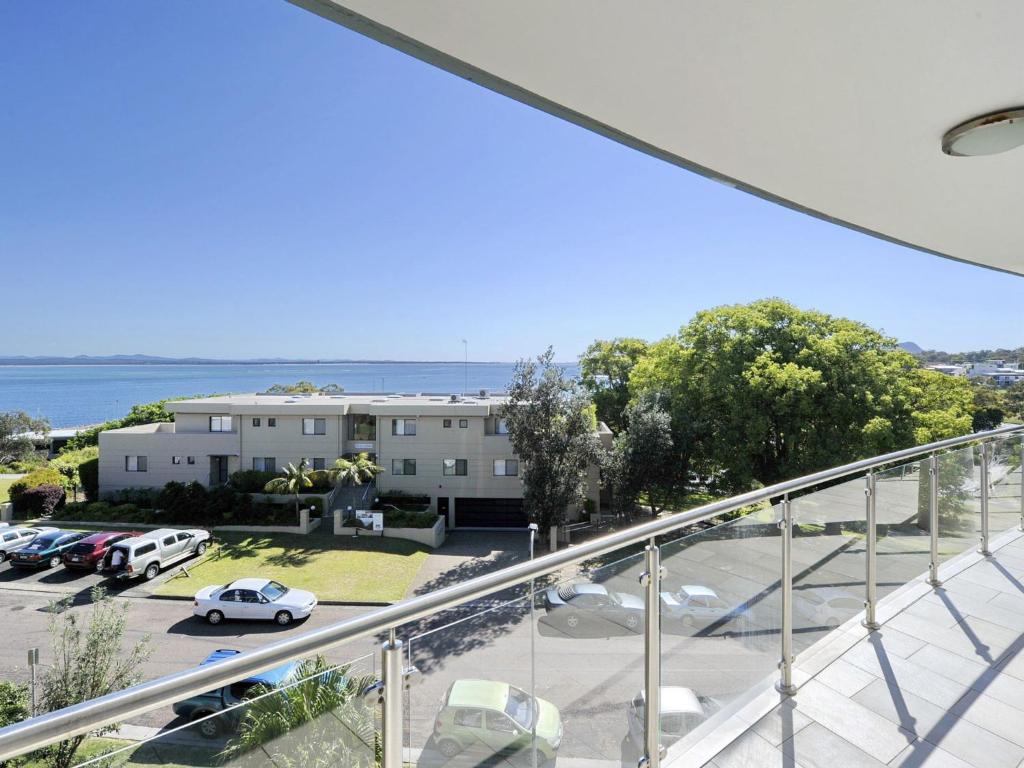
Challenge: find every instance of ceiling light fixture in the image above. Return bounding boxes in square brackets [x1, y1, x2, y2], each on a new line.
[942, 108, 1024, 156]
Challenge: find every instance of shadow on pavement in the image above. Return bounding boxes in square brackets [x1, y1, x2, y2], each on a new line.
[164, 615, 311, 637]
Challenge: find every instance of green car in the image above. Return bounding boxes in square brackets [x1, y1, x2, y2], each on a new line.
[433, 679, 562, 766]
[10, 530, 87, 569]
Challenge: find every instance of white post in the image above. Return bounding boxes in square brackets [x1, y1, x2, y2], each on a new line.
[549, 524, 558, 552]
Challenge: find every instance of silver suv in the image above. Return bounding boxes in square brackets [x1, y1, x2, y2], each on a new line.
[103, 527, 210, 581]
[0, 527, 57, 563]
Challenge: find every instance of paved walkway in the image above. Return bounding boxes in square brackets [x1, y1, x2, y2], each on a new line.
[690, 527, 1024, 768]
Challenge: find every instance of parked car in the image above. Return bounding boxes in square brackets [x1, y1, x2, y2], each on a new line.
[542, 582, 644, 634]
[433, 679, 562, 765]
[0, 527, 57, 563]
[172, 648, 300, 738]
[62, 531, 140, 571]
[10, 530, 88, 569]
[626, 687, 716, 748]
[102, 527, 210, 581]
[659, 585, 736, 627]
[795, 587, 862, 629]
[194, 578, 317, 626]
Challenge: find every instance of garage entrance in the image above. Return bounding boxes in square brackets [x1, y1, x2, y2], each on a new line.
[454, 497, 527, 528]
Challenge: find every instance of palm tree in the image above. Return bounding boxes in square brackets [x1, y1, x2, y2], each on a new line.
[328, 452, 384, 487]
[264, 459, 314, 515]
[219, 656, 379, 768]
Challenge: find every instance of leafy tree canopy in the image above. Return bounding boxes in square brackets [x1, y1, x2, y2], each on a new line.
[505, 348, 604, 530]
[630, 298, 923, 493]
[579, 337, 650, 432]
[0, 411, 49, 465]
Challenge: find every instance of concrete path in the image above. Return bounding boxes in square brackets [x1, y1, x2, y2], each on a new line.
[405, 530, 532, 599]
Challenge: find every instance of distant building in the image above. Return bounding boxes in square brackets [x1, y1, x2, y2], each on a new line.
[925, 364, 967, 377]
[966, 359, 1024, 386]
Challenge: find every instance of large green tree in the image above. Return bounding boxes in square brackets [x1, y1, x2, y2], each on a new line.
[0, 412, 48, 466]
[630, 299, 923, 493]
[504, 348, 604, 531]
[579, 337, 650, 432]
[970, 380, 1007, 432]
[608, 393, 679, 516]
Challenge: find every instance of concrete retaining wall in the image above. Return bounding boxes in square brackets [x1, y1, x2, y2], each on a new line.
[333, 509, 445, 548]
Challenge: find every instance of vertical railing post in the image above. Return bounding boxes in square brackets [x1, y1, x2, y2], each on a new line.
[979, 441, 991, 556]
[928, 453, 942, 587]
[862, 471, 880, 630]
[776, 495, 797, 695]
[1019, 440, 1024, 532]
[640, 538, 662, 768]
[381, 628, 404, 768]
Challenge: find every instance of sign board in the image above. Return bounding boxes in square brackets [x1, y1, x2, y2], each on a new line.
[352, 442, 375, 452]
[355, 511, 384, 532]
[27, 648, 39, 667]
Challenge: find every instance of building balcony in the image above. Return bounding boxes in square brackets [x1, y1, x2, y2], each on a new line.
[1, 426, 1022, 768]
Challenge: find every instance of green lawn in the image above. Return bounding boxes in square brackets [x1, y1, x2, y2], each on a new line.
[156, 531, 430, 603]
[0, 477, 15, 503]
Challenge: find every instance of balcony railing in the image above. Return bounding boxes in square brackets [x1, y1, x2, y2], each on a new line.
[0, 425, 1021, 768]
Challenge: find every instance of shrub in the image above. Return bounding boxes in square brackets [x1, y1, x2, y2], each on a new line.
[250, 503, 300, 526]
[86, 501, 112, 518]
[110, 503, 139, 520]
[206, 486, 236, 523]
[8, 467, 65, 503]
[61, 501, 89, 518]
[16, 483, 66, 516]
[228, 470, 278, 493]
[0, 680, 29, 729]
[106, 487, 156, 507]
[78, 457, 99, 501]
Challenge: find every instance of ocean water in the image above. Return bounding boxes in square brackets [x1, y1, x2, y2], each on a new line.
[0, 362, 579, 428]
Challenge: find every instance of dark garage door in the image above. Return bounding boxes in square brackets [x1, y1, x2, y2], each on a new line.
[454, 498, 527, 528]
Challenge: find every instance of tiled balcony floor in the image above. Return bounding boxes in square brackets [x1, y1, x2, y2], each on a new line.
[703, 527, 1024, 768]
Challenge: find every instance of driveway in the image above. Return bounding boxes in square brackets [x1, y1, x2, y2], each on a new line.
[405, 530, 533, 599]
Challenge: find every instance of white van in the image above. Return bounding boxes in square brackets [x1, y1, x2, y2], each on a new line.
[103, 527, 211, 581]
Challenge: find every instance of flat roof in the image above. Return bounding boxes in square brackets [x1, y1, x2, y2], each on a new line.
[165, 391, 509, 415]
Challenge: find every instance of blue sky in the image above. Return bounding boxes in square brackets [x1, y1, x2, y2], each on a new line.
[2, 2, 1021, 362]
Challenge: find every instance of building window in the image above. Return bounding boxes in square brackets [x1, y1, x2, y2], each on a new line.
[443, 418, 452, 428]
[495, 418, 508, 435]
[348, 414, 376, 441]
[312, 458, 326, 471]
[252, 417, 261, 427]
[209, 416, 232, 432]
[253, 457, 276, 473]
[302, 418, 326, 435]
[391, 418, 416, 436]
[391, 459, 416, 476]
[443, 458, 468, 476]
[172, 456, 182, 465]
[125, 456, 148, 472]
[187, 456, 196, 465]
[268, 418, 277, 428]
[459, 419, 469, 429]
[494, 459, 519, 476]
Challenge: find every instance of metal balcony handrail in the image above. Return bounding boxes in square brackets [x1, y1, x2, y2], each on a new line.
[0, 423, 1020, 760]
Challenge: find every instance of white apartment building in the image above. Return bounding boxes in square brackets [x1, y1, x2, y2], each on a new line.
[966, 360, 1024, 386]
[99, 392, 609, 528]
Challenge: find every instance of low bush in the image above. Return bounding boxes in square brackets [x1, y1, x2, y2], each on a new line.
[229, 470, 278, 493]
[8, 467, 65, 504]
[16, 483, 66, 516]
[104, 487, 157, 507]
[307, 470, 334, 492]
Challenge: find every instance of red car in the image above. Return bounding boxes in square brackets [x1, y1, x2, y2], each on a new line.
[62, 531, 140, 571]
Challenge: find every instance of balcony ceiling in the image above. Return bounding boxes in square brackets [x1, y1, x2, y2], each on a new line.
[292, 1, 1024, 276]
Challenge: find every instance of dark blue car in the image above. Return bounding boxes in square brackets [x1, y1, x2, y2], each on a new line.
[10, 530, 87, 569]
[172, 649, 299, 738]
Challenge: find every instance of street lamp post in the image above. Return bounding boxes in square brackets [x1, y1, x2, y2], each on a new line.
[528, 522, 538, 768]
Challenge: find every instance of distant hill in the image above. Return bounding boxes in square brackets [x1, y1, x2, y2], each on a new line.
[898, 341, 923, 355]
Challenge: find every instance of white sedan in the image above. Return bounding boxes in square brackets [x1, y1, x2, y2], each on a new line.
[193, 578, 317, 626]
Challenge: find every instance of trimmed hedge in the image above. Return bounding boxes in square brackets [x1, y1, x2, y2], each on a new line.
[17, 484, 66, 517]
[381, 509, 438, 529]
[229, 470, 278, 493]
[78, 457, 99, 501]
